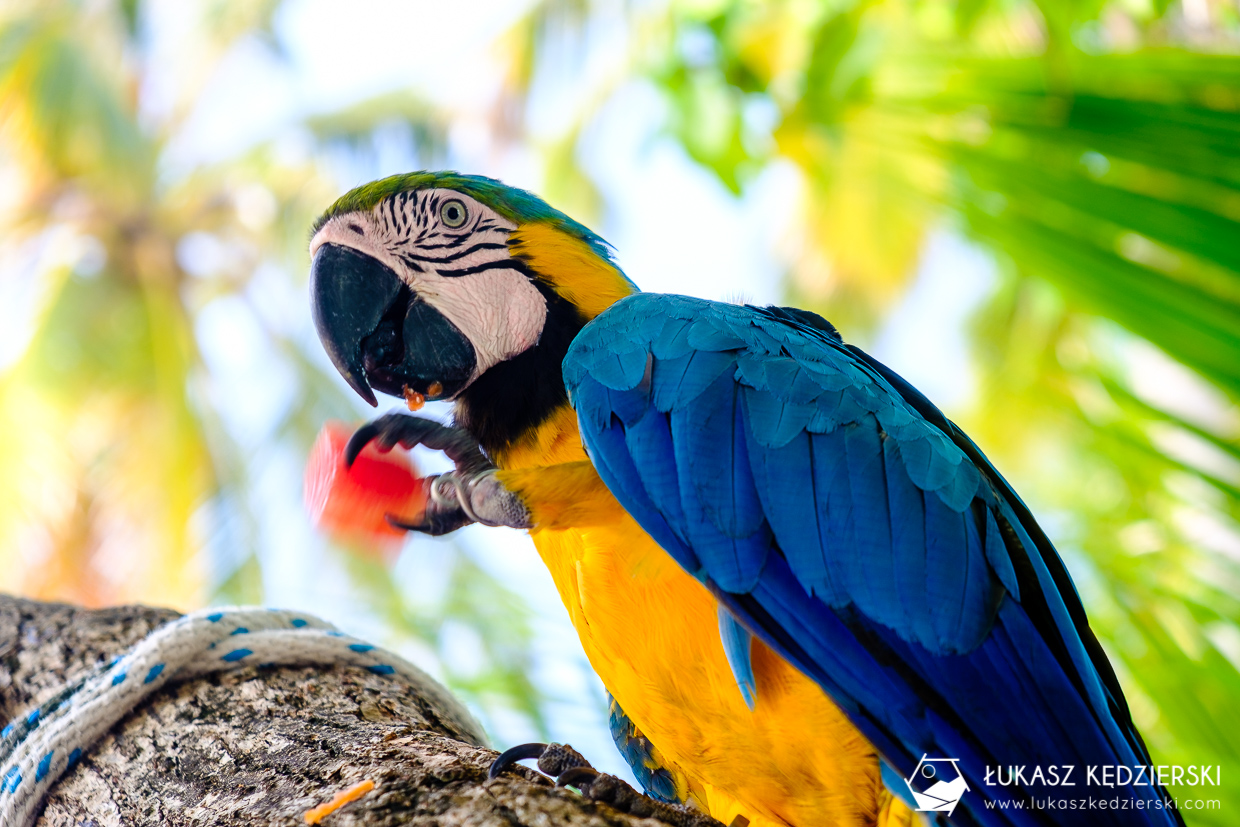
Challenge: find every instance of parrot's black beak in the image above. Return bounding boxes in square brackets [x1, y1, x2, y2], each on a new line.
[310, 244, 394, 406]
[310, 243, 477, 407]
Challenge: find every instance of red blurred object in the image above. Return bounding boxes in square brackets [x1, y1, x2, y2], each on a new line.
[304, 421, 429, 555]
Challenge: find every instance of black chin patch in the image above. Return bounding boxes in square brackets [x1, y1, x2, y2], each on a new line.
[456, 281, 588, 454]
[361, 289, 477, 401]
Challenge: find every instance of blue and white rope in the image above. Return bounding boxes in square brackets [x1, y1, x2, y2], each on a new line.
[0, 606, 485, 827]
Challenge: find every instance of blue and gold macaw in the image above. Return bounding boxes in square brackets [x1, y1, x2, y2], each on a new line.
[307, 172, 1183, 827]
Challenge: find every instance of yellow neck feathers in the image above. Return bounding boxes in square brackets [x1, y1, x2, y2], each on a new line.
[508, 222, 636, 320]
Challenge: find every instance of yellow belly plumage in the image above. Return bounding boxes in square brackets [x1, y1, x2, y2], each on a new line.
[495, 407, 915, 827]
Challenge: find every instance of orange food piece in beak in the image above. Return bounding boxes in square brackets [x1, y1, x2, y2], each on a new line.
[402, 385, 425, 412]
[304, 421, 429, 556]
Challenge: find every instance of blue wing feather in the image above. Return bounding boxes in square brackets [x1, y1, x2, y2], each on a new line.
[622, 405, 689, 544]
[651, 315, 697, 359]
[670, 371, 771, 592]
[718, 607, 757, 710]
[652, 350, 734, 411]
[843, 421, 891, 618]
[984, 506, 1021, 599]
[816, 427, 857, 607]
[566, 293, 1181, 827]
[923, 487, 971, 649]
[885, 438, 931, 648]
[741, 384, 814, 448]
[589, 346, 649, 391]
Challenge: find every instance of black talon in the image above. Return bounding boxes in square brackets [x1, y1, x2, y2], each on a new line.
[385, 514, 422, 532]
[488, 742, 549, 779]
[345, 420, 384, 467]
[385, 496, 474, 536]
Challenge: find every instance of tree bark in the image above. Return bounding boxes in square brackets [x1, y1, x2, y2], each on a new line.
[0, 595, 674, 827]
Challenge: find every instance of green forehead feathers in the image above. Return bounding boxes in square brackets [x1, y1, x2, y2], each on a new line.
[312, 171, 615, 263]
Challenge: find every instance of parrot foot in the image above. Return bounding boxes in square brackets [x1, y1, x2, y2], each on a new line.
[386, 468, 532, 535]
[347, 412, 531, 535]
[488, 743, 730, 827]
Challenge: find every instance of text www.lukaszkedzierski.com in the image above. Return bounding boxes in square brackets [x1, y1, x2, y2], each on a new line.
[984, 797, 1220, 812]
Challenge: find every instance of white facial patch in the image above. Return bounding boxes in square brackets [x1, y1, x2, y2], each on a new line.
[310, 188, 548, 392]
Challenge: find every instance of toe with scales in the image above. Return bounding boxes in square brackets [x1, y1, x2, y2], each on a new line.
[488, 743, 747, 827]
[346, 413, 531, 534]
[345, 411, 490, 475]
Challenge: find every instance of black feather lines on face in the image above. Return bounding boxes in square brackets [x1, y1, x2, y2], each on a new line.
[381, 190, 508, 262]
[455, 280, 587, 456]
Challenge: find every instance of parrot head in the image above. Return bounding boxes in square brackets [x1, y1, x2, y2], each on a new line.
[308, 171, 636, 449]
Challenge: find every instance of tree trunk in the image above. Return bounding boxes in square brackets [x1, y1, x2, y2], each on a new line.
[0, 595, 675, 827]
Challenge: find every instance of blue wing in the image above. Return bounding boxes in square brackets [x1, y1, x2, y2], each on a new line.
[564, 293, 1181, 827]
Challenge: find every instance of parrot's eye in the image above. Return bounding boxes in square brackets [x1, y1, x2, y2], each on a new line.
[440, 199, 468, 229]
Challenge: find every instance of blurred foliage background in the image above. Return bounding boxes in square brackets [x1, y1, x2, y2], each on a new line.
[0, 0, 1237, 821]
